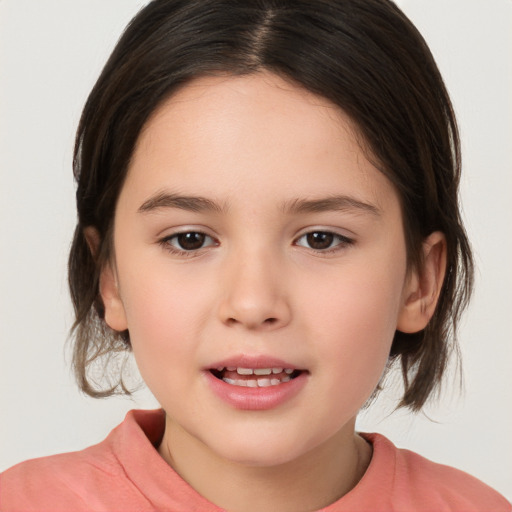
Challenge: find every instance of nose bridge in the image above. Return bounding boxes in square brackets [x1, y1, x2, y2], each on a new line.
[218, 243, 291, 330]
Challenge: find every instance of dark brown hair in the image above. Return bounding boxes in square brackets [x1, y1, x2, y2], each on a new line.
[69, 0, 473, 410]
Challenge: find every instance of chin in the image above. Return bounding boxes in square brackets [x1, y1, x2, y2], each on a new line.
[206, 429, 315, 468]
[222, 447, 300, 468]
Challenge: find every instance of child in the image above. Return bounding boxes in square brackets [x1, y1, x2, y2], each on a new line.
[1, 0, 509, 510]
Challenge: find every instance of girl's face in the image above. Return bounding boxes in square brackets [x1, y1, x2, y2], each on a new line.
[104, 72, 415, 467]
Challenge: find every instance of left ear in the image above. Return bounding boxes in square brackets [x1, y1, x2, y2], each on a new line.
[397, 231, 447, 333]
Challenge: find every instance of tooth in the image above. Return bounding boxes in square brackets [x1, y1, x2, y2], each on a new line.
[246, 379, 258, 387]
[235, 379, 247, 387]
[270, 378, 281, 385]
[272, 368, 283, 374]
[227, 366, 236, 371]
[282, 376, 291, 382]
[257, 378, 272, 387]
[237, 368, 253, 375]
[254, 368, 272, 375]
[217, 367, 224, 372]
[284, 368, 293, 374]
[223, 378, 236, 384]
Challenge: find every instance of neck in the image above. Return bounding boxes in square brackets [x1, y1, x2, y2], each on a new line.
[158, 416, 372, 512]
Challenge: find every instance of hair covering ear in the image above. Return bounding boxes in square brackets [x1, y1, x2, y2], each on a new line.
[397, 232, 447, 333]
[83, 226, 100, 259]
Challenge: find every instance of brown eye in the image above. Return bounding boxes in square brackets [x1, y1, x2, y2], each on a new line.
[306, 232, 334, 250]
[176, 232, 205, 250]
[165, 232, 216, 252]
[295, 231, 353, 252]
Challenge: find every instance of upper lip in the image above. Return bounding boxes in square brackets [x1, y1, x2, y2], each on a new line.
[206, 355, 305, 371]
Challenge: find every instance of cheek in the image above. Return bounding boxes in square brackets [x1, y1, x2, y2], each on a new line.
[119, 245, 212, 323]
[116, 259, 212, 378]
[302, 257, 406, 392]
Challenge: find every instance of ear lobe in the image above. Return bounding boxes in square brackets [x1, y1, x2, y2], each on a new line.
[397, 231, 447, 333]
[84, 227, 128, 332]
[99, 261, 128, 332]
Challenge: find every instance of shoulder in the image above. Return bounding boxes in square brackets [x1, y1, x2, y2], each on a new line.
[0, 410, 165, 512]
[361, 433, 511, 512]
[1, 440, 130, 511]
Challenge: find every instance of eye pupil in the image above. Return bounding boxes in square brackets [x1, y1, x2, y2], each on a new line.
[177, 232, 205, 250]
[307, 232, 334, 250]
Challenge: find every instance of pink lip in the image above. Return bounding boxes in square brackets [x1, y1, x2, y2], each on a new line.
[204, 355, 308, 411]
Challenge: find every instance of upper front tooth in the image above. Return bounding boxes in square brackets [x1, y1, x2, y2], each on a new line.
[236, 367, 293, 375]
[254, 368, 272, 375]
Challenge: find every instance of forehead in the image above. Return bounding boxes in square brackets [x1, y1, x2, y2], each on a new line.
[123, 72, 396, 213]
[136, 72, 353, 159]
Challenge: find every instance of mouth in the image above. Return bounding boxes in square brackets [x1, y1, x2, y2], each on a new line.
[205, 358, 309, 409]
[209, 367, 305, 388]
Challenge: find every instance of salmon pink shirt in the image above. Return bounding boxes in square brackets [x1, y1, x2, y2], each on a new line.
[1, 409, 509, 511]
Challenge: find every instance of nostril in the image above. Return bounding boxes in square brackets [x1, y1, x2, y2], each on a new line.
[226, 317, 278, 327]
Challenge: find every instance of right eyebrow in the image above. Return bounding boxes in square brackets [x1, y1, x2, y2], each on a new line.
[137, 192, 228, 214]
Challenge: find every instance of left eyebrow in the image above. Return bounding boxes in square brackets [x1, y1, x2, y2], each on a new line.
[282, 195, 381, 216]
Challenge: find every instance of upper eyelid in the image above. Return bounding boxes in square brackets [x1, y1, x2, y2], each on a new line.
[295, 230, 352, 239]
[294, 226, 355, 240]
[156, 225, 217, 239]
[164, 231, 215, 240]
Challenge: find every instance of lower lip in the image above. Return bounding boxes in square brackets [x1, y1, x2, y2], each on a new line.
[204, 371, 308, 410]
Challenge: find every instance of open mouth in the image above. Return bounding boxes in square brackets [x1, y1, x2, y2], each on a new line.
[210, 367, 304, 387]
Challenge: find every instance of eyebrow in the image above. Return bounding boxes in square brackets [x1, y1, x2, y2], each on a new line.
[138, 192, 228, 214]
[282, 196, 381, 216]
[138, 191, 381, 217]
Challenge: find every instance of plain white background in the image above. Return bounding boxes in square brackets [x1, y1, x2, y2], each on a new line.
[1, 0, 511, 501]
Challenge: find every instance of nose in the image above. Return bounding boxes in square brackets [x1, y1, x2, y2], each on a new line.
[217, 249, 292, 331]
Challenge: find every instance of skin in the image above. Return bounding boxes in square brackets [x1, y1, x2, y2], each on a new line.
[96, 72, 446, 512]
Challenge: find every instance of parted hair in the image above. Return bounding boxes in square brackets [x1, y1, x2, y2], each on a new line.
[68, 0, 473, 410]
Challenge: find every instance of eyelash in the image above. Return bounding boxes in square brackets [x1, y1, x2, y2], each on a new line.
[159, 231, 218, 258]
[158, 230, 354, 257]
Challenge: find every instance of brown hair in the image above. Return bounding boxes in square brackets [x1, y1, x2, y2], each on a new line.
[68, 0, 473, 410]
